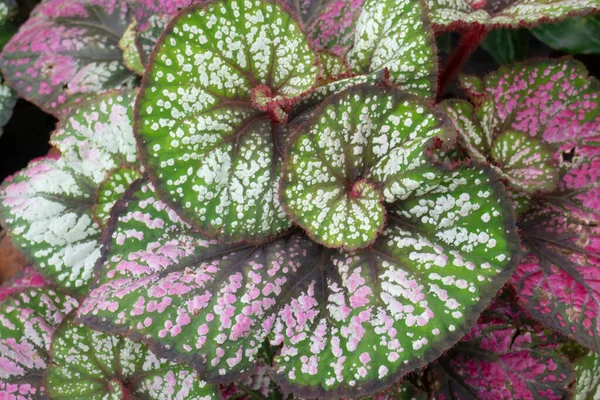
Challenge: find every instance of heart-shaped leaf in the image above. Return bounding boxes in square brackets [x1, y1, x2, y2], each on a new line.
[574, 350, 600, 399]
[491, 130, 559, 194]
[47, 322, 220, 399]
[0, 0, 138, 116]
[0, 90, 139, 294]
[271, 166, 519, 397]
[0, 284, 78, 399]
[428, 0, 600, 29]
[346, 0, 437, 97]
[282, 85, 454, 250]
[429, 310, 575, 399]
[135, 0, 319, 244]
[79, 162, 519, 397]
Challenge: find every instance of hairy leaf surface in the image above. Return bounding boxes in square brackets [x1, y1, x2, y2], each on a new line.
[136, 0, 320, 243]
[0, 0, 137, 116]
[0, 91, 138, 293]
[47, 322, 219, 399]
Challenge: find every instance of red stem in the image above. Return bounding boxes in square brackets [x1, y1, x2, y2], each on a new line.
[438, 25, 488, 97]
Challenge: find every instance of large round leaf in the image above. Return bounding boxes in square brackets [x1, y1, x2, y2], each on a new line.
[0, 0, 137, 116]
[282, 85, 454, 250]
[135, 0, 319, 243]
[79, 163, 519, 397]
[0, 91, 139, 294]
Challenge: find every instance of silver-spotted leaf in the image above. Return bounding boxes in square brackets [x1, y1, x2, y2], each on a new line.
[93, 167, 142, 228]
[0, 91, 139, 293]
[319, 51, 350, 81]
[0, 285, 78, 399]
[282, 85, 454, 250]
[346, 0, 437, 97]
[428, 0, 600, 29]
[574, 350, 600, 399]
[0, 0, 137, 116]
[491, 130, 559, 194]
[119, 19, 145, 75]
[77, 181, 323, 382]
[441, 99, 489, 164]
[47, 322, 219, 399]
[135, 0, 319, 243]
[0, 267, 46, 302]
[271, 166, 520, 397]
[430, 314, 575, 399]
[0, 77, 16, 138]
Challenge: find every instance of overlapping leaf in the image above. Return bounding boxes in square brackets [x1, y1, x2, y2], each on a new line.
[0, 267, 46, 301]
[0, 90, 139, 293]
[135, 0, 319, 243]
[79, 161, 519, 397]
[0, 0, 138, 116]
[574, 350, 600, 399]
[282, 86, 454, 250]
[428, 0, 600, 29]
[429, 310, 575, 399]
[308, 0, 364, 56]
[47, 322, 220, 399]
[0, 284, 78, 399]
[533, 16, 600, 54]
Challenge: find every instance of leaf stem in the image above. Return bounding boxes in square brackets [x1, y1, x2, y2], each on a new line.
[438, 25, 488, 96]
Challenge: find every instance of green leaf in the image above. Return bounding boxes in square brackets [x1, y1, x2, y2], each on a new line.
[491, 130, 559, 194]
[480, 29, 531, 65]
[93, 167, 142, 228]
[0, 76, 16, 138]
[574, 350, 600, 399]
[532, 15, 600, 54]
[119, 19, 145, 75]
[347, 0, 437, 97]
[282, 85, 454, 249]
[319, 51, 350, 81]
[307, 0, 364, 57]
[47, 322, 220, 400]
[0, 91, 139, 293]
[0, 286, 78, 399]
[441, 99, 489, 163]
[0, 0, 16, 25]
[135, 0, 319, 243]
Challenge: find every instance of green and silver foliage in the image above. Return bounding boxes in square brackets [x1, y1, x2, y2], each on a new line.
[0, 91, 139, 294]
[282, 86, 453, 250]
[135, 0, 319, 243]
[0, 75, 15, 138]
[428, 0, 600, 29]
[0, 0, 16, 25]
[47, 322, 220, 399]
[574, 350, 600, 399]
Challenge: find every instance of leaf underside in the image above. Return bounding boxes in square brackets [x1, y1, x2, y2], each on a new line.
[0, 0, 137, 116]
[79, 159, 519, 397]
[0, 91, 138, 293]
[135, 0, 319, 244]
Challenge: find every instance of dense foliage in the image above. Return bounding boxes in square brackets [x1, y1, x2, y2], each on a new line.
[0, 0, 599, 398]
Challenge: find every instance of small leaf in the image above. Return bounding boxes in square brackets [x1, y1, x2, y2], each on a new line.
[428, 0, 600, 29]
[491, 130, 559, 194]
[0, 91, 139, 293]
[136, 0, 319, 243]
[0, 77, 16, 138]
[119, 19, 145, 75]
[574, 350, 600, 399]
[93, 166, 142, 228]
[282, 85, 453, 249]
[429, 313, 575, 399]
[441, 99, 489, 164]
[0, 267, 46, 301]
[0, 0, 137, 116]
[532, 15, 600, 55]
[0, 0, 16, 24]
[0, 286, 78, 399]
[347, 0, 437, 97]
[47, 322, 220, 399]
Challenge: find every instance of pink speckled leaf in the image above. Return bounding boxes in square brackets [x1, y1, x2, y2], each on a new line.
[0, 286, 78, 399]
[0, 267, 46, 301]
[0, 0, 138, 116]
[429, 312, 575, 399]
[428, 0, 600, 29]
[136, 0, 319, 243]
[47, 321, 220, 399]
[308, 0, 364, 56]
[0, 91, 139, 294]
[77, 181, 323, 382]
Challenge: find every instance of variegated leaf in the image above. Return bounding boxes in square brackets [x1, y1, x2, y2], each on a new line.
[0, 0, 137, 116]
[0, 0, 16, 24]
[346, 0, 436, 97]
[119, 19, 144, 75]
[319, 51, 350, 81]
[308, 0, 364, 56]
[135, 0, 319, 243]
[429, 313, 575, 399]
[428, 0, 600, 29]
[0, 77, 16, 138]
[282, 85, 454, 250]
[574, 350, 600, 400]
[0, 267, 46, 302]
[491, 130, 559, 194]
[0, 91, 139, 294]
[0, 285, 78, 399]
[47, 322, 220, 399]
[270, 167, 519, 397]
